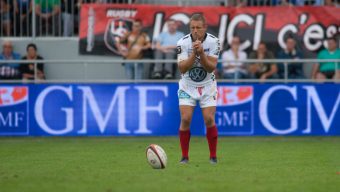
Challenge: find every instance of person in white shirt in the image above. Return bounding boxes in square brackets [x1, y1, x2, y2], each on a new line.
[177, 13, 220, 164]
[152, 19, 184, 79]
[221, 36, 248, 79]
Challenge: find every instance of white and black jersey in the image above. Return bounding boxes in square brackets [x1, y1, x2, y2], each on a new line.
[177, 33, 220, 86]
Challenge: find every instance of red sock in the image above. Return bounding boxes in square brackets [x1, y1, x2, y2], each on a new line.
[206, 125, 218, 158]
[179, 130, 190, 159]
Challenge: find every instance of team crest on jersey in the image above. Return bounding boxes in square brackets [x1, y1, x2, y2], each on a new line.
[177, 46, 181, 54]
[189, 67, 207, 82]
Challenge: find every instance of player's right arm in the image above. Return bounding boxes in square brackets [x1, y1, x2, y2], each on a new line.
[177, 39, 196, 74]
[178, 53, 196, 74]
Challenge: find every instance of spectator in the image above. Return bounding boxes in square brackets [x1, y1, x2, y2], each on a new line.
[0, 41, 21, 80]
[220, 36, 248, 79]
[20, 43, 45, 80]
[0, 0, 11, 36]
[248, 42, 278, 80]
[14, 0, 32, 36]
[312, 38, 340, 80]
[119, 19, 151, 80]
[62, 0, 80, 36]
[35, 0, 61, 36]
[151, 19, 184, 79]
[277, 37, 304, 79]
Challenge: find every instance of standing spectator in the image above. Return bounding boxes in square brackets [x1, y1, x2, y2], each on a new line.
[220, 36, 248, 79]
[0, 0, 11, 36]
[277, 37, 304, 79]
[0, 41, 21, 80]
[151, 19, 184, 79]
[62, 0, 80, 37]
[14, 0, 32, 36]
[312, 38, 340, 80]
[20, 43, 45, 80]
[119, 19, 151, 80]
[248, 42, 278, 80]
[35, 0, 61, 36]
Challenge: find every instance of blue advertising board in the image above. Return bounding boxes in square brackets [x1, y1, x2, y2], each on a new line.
[0, 83, 339, 136]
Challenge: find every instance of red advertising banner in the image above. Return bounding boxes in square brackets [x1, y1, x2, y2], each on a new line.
[79, 4, 339, 57]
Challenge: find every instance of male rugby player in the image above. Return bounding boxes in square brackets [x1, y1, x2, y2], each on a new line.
[177, 13, 220, 164]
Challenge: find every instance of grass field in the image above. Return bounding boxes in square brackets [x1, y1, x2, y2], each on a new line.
[0, 137, 339, 192]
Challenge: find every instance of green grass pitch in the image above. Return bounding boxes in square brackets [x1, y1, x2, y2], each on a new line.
[1, 137, 339, 192]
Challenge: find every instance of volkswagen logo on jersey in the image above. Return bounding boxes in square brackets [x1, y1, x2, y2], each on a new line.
[189, 67, 207, 82]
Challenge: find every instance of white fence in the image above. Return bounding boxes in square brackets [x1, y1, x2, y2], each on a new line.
[0, 59, 339, 83]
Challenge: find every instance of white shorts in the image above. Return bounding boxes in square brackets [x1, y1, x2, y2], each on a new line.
[178, 80, 217, 108]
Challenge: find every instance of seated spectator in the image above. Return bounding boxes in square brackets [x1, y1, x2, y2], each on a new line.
[0, 0, 11, 36]
[0, 41, 21, 80]
[119, 20, 151, 80]
[14, 0, 32, 36]
[248, 42, 278, 80]
[220, 36, 248, 79]
[35, 0, 61, 36]
[20, 43, 45, 80]
[312, 37, 340, 80]
[151, 19, 184, 79]
[277, 37, 304, 79]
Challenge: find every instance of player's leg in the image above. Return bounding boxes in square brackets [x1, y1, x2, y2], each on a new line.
[179, 105, 195, 163]
[200, 82, 218, 164]
[202, 106, 218, 164]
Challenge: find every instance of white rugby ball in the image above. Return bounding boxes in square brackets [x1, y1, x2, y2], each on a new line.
[146, 144, 167, 169]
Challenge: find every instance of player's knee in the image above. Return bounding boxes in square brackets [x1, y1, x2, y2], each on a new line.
[204, 115, 215, 127]
[181, 115, 192, 127]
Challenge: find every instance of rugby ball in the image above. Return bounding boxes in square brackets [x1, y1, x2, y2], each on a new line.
[146, 144, 167, 169]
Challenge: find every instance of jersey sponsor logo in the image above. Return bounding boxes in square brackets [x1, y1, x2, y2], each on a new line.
[189, 67, 207, 82]
[177, 46, 182, 54]
[178, 90, 191, 99]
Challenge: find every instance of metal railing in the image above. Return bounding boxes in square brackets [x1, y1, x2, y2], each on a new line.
[0, 0, 329, 37]
[0, 59, 339, 83]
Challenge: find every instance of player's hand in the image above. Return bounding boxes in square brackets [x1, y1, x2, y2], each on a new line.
[193, 40, 203, 55]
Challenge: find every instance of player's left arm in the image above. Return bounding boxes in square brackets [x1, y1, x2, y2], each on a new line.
[197, 38, 220, 73]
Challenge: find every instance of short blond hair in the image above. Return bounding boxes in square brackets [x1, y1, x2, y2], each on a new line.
[190, 13, 206, 25]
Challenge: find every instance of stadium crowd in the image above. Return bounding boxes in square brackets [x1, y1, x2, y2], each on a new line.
[0, 0, 339, 81]
[0, 0, 339, 37]
[1, 36, 339, 81]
